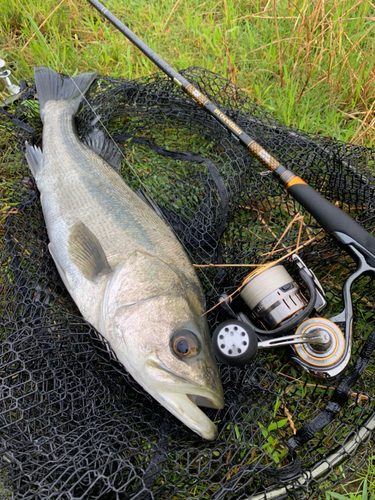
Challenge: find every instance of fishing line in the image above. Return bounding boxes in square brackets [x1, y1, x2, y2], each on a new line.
[19, 3, 220, 297]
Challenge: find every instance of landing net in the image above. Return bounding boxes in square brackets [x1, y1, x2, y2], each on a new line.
[1, 67, 375, 499]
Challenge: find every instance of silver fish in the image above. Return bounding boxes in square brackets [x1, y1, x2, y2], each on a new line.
[25, 67, 224, 440]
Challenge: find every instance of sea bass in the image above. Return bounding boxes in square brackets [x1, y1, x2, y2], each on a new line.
[25, 67, 224, 440]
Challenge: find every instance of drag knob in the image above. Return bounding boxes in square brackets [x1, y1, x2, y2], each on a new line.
[293, 317, 345, 375]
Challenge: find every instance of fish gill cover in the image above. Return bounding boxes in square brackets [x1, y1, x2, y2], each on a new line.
[1, 67, 375, 499]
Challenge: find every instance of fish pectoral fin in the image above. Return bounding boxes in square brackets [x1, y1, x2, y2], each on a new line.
[68, 221, 111, 282]
[25, 141, 43, 178]
[83, 128, 122, 172]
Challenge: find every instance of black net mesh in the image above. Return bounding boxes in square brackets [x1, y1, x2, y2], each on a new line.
[1, 67, 375, 499]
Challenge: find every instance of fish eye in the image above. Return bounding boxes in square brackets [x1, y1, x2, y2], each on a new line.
[171, 330, 201, 358]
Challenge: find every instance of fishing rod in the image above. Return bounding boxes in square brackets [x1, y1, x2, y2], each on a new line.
[87, 0, 375, 378]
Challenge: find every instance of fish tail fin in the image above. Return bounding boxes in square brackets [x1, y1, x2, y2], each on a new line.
[34, 67, 98, 121]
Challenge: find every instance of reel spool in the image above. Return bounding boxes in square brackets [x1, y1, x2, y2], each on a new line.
[212, 256, 346, 378]
[240, 265, 307, 329]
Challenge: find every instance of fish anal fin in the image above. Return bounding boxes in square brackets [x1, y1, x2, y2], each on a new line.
[68, 222, 111, 282]
[25, 141, 43, 178]
[83, 129, 122, 171]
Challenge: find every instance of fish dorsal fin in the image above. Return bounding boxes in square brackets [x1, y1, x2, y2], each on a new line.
[68, 221, 111, 281]
[83, 129, 122, 171]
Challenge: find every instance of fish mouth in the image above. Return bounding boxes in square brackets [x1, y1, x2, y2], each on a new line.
[144, 355, 224, 440]
[154, 391, 223, 440]
[187, 394, 220, 409]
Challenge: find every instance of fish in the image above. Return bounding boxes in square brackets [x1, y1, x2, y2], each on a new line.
[25, 67, 224, 440]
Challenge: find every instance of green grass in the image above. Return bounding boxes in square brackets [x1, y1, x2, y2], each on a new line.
[1, 0, 375, 498]
[1, 0, 375, 145]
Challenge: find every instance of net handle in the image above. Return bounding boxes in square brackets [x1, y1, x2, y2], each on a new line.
[86, 0, 375, 262]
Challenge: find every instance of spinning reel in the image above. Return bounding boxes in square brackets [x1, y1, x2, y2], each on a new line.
[212, 248, 372, 379]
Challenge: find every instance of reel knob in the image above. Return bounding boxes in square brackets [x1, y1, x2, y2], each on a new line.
[212, 320, 258, 366]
